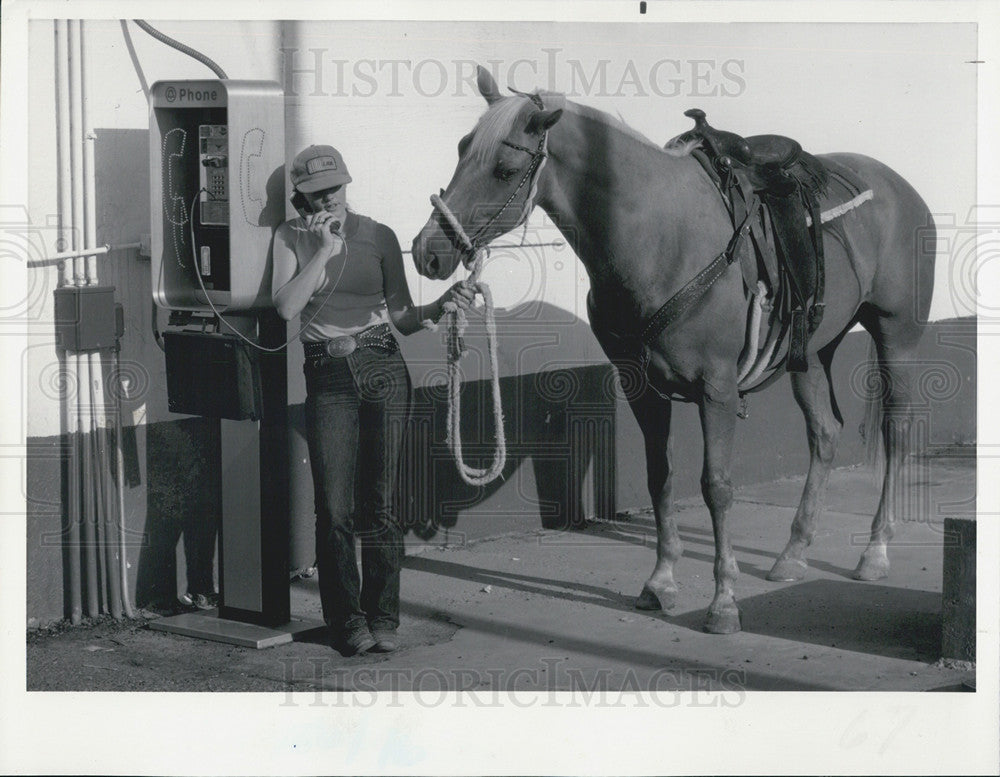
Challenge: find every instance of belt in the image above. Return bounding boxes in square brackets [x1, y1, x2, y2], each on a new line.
[303, 323, 398, 359]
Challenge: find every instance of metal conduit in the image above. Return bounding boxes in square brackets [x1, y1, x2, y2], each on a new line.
[82, 20, 123, 619]
[55, 20, 83, 626]
[68, 20, 101, 619]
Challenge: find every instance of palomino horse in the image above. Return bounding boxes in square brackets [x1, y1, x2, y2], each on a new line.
[411, 66, 935, 633]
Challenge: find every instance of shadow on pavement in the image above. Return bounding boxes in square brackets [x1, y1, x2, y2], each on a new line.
[668, 579, 942, 662]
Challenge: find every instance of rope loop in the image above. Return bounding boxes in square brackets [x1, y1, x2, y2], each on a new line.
[444, 248, 507, 486]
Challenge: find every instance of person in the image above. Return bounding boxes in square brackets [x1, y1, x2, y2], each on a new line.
[272, 144, 475, 655]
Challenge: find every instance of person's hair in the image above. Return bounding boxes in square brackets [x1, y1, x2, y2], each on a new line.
[292, 187, 355, 215]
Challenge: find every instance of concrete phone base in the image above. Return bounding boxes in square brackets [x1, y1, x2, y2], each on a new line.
[149, 609, 324, 649]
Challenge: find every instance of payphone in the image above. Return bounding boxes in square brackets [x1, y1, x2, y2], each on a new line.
[149, 79, 283, 312]
[147, 80, 317, 647]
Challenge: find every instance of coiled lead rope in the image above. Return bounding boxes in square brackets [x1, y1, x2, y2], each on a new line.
[431, 194, 507, 486]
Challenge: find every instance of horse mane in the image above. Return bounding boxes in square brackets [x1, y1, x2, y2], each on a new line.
[468, 96, 533, 163]
[469, 90, 701, 160]
[553, 95, 700, 158]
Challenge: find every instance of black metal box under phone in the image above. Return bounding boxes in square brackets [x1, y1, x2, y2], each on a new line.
[163, 331, 262, 420]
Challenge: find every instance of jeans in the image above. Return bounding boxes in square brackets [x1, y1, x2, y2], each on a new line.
[304, 342, 411, 635]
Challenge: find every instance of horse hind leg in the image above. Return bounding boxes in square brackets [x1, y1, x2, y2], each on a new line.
[854, 311, 926, 581]
[767, 346, 844, 582]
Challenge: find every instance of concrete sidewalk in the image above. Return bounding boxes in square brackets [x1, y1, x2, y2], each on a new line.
[26, 451, 976, 693]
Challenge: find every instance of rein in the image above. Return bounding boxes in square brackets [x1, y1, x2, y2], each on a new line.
[428, 91, 550, 486]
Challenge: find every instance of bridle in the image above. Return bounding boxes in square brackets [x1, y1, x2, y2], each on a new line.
[425, 90, 552, 487]
[430, 91, 550, 269]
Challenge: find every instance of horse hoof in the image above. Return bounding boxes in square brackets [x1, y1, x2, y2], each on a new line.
[767, 558, 808, 582]
[703, 606, 741, 634]
[853, 556, 889, 581]
[635, 587, 661, 610]
[635, 583, 677, 611]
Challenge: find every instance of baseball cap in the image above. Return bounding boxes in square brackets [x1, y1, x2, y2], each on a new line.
[290, 145, 353, 193]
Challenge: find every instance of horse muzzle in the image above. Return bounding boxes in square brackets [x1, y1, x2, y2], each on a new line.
[412, 227, 465, 280]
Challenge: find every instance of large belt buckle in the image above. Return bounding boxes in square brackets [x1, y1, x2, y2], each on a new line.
[325, 335, 357, 358]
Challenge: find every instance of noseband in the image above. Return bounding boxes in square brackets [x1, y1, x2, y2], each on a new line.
[430, 92, 550, 269]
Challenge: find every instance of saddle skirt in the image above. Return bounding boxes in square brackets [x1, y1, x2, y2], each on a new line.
[734, 157, 871, 392]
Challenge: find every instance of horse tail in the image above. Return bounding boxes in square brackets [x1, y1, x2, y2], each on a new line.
[862, 338, 886, 481]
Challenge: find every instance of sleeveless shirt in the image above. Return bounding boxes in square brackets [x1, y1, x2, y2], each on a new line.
[281, 211, 395, 342]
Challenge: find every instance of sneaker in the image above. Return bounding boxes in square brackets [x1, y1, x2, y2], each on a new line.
[180, 592, 219, 610]
[338, 626, 377, 656]
[370, 628, 399, 653]
[143, 599, 190, 617]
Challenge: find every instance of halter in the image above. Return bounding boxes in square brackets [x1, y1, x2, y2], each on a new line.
[430, 91, 550, 270]
[427, 91, 551, 487]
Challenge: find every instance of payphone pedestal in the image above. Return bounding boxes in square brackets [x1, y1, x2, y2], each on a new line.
[150, 313, 323, 648]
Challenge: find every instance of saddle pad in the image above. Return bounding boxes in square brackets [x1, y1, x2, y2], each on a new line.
[812, 158, 872, 222]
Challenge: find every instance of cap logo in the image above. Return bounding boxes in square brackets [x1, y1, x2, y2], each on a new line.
[305, 156, 338, 174]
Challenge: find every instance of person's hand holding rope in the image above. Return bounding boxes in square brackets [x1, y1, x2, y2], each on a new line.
[438, 279, 478, 359]
[438, 279, 477, 316]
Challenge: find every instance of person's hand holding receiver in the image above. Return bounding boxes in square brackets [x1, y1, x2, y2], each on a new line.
[305, 209, 344, 258]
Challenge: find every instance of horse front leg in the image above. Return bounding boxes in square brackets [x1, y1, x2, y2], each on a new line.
[699, 374, 742, 634]
[629, 391, 681, 612]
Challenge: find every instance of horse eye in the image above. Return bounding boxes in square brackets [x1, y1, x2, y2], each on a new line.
[493, 164, 518, 183]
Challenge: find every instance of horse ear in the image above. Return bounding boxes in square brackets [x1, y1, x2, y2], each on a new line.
[477, 65, 502, 105]
[526, 108, 563, 135]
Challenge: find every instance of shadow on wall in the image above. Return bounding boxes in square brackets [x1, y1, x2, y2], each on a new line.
[135, 417, 221, 608]
[93, 129, 221, 609]
[398, 360, 618, 539]
[286, 299, 618, 557]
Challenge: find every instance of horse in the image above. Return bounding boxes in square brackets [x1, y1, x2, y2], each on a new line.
[410, 65, 935, 634]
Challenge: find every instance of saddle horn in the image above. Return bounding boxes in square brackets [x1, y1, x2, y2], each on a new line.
[682, 108, 753, 166]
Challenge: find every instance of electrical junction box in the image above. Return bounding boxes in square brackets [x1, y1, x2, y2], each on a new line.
[53, 285, 123, 352]
[149, 80, 285, 312]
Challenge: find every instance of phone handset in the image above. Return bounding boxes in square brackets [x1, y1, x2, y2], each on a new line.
[290, 190, 312, 216]
[290, 191, 341, 232]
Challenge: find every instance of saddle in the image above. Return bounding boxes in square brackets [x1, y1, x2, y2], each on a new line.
[674, 109, 828, 372]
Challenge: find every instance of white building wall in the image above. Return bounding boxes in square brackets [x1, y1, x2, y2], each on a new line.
[22, 19, 977, 438]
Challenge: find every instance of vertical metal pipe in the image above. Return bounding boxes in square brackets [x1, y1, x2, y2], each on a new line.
[81, 20, 116, 617]
[92, 416, 107, 613]
[92, 363, 122, 618]
[55, 20, 82, 625]
[103, 367, 123, 619]
[68, 21, 85, 275]
[55, 22, 73, 289]
[79, 354, 98, 617]
[69, 19, 99, 617]
[66, 386, 83, 624]
[90, 352, 117, 616]
[102, 429, 124, 619]
[115, 358, 135, 617]
[81, 21, 98, 286]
